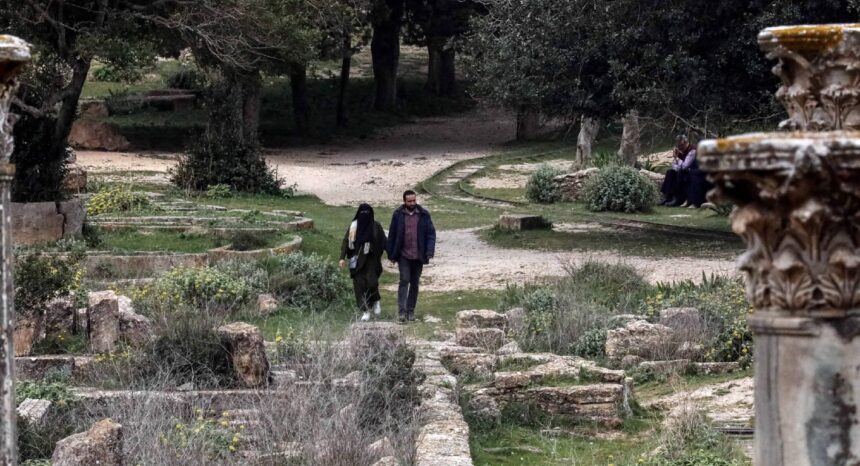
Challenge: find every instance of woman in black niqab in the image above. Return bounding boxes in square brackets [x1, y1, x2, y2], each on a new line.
[339, 203, 387, 321]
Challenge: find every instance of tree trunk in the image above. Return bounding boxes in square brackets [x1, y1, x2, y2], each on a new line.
[336, 33, 351, 128]
[516, 106, 541, 140]
[290, 66, 311, 136]
[576, 115, 600, 167]
[371, 0, 404, 111]
[241, 73, 261, 145]
[617, 109, 641, 166]
[426, 37, 456, 96]
[53, 57, 92, 153]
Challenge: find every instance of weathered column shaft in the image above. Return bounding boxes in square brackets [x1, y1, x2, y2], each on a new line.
[0, 35, 32, 466]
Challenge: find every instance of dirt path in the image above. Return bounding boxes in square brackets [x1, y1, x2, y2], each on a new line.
[77, 108, 739, 289]
[77, 107, 516, 206]
[383, 227, 736, 292]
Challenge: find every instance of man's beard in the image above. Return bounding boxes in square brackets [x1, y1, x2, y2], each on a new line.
[406, 205, 416, 212]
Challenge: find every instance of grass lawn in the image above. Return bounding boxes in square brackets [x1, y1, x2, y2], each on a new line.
[471, 416, 659, 466]
[481, 224, 743, 260]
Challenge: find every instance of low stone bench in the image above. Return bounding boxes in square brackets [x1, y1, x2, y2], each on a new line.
[498, 214, 547, 231]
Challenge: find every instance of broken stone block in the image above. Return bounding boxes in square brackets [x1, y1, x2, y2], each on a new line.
[456, 327, 505, 351]
[45, 296, 76, 339]
[16, 355, 76, 380]
[440, 351, 497, 376]
[58, 199, 85, 238]
[63, 165, 89, 193]
[468, 392, 501, 424]
[349, 322, 404, 355]
[638, 359, 691, 376]
[605, 320, 675, 361]
[14, 314, 43, 356]
[68, 119, 130, 151]
[17, 398, 52, 426]
[88, 291, 120, 353]
[52, 418, 124, 466]
[257, 293, 279, 316]
[217, 322, 270, 388]
[691, 362, 740, 375]
[117, 295, 154, 347]
[11, 201, 65, 246]
[456, 309, 507, 330]
[525, 384, 625, 426]
[498, 214, 547, 231]
[496, 340, 521, 355]
[504, 307, 526, 336]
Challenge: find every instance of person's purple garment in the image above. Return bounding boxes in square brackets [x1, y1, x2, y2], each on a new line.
[401, 211, 420, 260]
[680, 149, 697, 169]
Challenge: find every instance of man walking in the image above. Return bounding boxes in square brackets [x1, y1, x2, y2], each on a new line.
[387, 190, 436, 322]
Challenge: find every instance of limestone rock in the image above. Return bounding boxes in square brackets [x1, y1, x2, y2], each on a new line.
[11, 201, 64, 246]
[496, 340, 521, 355]
[467, 392, 501, 423]
[58, 199, 86, 238]
[659, 307, 703, 333]
[45, 296, 76, 339]
[117, 296, 154, 347]
[691, 362, 740, 375]
[498, 214, 546, 231]
[217, 322, 270, 388]
[440, 351, 497, 376]
[76, 308, 88, 335]
[80, 100, 109, 118]
[257, 293, 279, 316]
[620, 355, 643, 369]
[504, 307, 526, 336]
[88, 291, 120, 353]
[16, 355, 76, 380]
[525, 384, 625, 425]
[639, 169, 665, 191]
[456, 309, 506, 330]
[69, 119, 130, 151]
[677, 341, 704, 360]
[350, 322, 404, 355]
[456, 328, 505, 351]
[605, 320, 674, 361]
[638, 359, 691, 376]
[17, 398, 52, 426]
[367, 437, 395, 458]
[14, 315, 43, 356]
[372, 456, 399, 466]
[52, 418, 124, 466]
[553, 167, 599, 201]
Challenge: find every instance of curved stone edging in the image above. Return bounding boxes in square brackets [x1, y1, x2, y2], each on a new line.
[64, 236, 303, 279]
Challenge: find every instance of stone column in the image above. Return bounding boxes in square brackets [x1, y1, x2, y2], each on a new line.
[0, 35, 31, 466]
[699, 24, 860, 466]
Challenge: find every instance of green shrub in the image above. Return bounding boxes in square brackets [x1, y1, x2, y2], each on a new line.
[92, 64, 144, 83]
[103, 89, 146, 115]
[170, 81, 281, 194]
[14, 253, 83, 319]
[166, 68, 207, 90]
[643, 275, 753, 366]
[147, 326, 235, 389]
[82, 221, 103, 248]
[591, 150, 620, 168]
[259, 253, 351, 311]
[86, 185, 158, 216]
[205, 184, 233, 199]
[131, 266, 262, 318]
[573, 328, 606, 358]
[525, 164, 563, 203]
[558, 261, 649, 311]
[16, 376, 75, 406]
[583, 165, 658, 213]
[358, 342, 423, 431]
[227, 231, 269, 251]
[645, 407, 747, 466]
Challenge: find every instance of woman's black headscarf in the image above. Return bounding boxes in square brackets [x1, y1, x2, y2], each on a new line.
[353, 203, 375, 245]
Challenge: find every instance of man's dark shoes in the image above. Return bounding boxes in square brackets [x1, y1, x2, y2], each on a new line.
[659, 198, 674, 206]
[398, 312, 406, 323]
[406, 311, 415, 322]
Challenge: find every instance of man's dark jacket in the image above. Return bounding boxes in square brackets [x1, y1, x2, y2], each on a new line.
[386, 205, 436, 264]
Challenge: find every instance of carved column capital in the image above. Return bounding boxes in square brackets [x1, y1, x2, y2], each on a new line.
[699, 132, 860, 316]
[0, 35, 30, 165]
[759, 24, 860, 131]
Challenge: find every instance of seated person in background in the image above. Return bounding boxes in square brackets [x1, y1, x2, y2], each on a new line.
[684, 149, 713, 209]
[660, 135, 697, 207]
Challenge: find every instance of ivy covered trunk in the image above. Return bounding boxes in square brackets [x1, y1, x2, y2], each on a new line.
[575, 116, 600, 167]
[617, 110, 640, 166]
